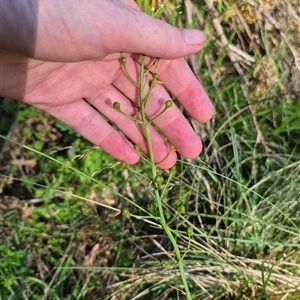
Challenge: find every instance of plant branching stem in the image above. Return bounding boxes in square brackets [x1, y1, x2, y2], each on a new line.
[138, 55, 192, 300]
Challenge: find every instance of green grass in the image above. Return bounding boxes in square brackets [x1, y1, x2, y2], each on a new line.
[1, 0, 300, 299]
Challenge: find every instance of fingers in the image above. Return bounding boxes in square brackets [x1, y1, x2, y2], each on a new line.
[20, 0, 206, 62]
[100, 0, 206, 59]
[112, 56, 205, 159]
[37, 98, 139, 165]
[37, 94, 177, 169]
[155, 58, 214, 123]
[88, 86, 177, 168]
[134, 55, 215, 123]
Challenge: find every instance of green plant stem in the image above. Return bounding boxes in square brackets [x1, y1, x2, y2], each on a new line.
[143, 57, 159, 76]
[113, 106, 142, 123]
[120, 57, 138, 87]
[138, 55, 192, 300]
[143, 76, 157, 107]
[147, 105, 169, 125]
[139, 56, 157, 179]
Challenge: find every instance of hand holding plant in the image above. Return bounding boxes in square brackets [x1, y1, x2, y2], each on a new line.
[0, 0, 213, 168]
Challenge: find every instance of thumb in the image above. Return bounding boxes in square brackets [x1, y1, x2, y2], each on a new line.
[101, 1, 206, 59]
[10, 0, 205, 62]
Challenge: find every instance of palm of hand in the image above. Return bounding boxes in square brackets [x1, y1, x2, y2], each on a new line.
[8, 55, 186, 168]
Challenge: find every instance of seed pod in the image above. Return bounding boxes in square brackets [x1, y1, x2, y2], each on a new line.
[121, 208, 130, 217]
[186, 226, 193, 237]
[154, 175, 164, 185]
[113, 102, 121, 110]
[165, 100, 172, 108]
[177, 204, 185, 214]
[161, 260, 168, 268]
[120, 57, 126, 65]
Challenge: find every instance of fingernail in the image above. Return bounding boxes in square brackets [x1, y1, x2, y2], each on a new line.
[181, 29, 206, 46]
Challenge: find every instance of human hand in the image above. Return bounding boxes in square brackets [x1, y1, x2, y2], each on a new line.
[0, 0, 214, 168]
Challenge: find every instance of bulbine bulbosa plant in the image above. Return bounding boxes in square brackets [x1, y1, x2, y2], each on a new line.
[113, 52, 193, 299]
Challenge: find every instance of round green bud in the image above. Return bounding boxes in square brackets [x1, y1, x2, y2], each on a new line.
[186, 226, 193, 237]
[120, 57, 127, 65]
[177, 204, 185, 214]
[161, 260, 168, 268]
[154, 175, 164, 185]
[113, 102, 121, 110]
[165, 100, 173, 108]
[265, 158, 272, 167]
[164, 210, 171, 221]
[134, 144, 140, 152]
[121, 208, 130, 217]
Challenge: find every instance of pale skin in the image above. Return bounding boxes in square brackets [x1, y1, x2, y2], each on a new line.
[0, 0, 214, 169]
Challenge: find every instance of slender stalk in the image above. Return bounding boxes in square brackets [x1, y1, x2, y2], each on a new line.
[138, 55, 192, 300]
[120, 56, 138, 87]
[139, 55, 157, 178]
